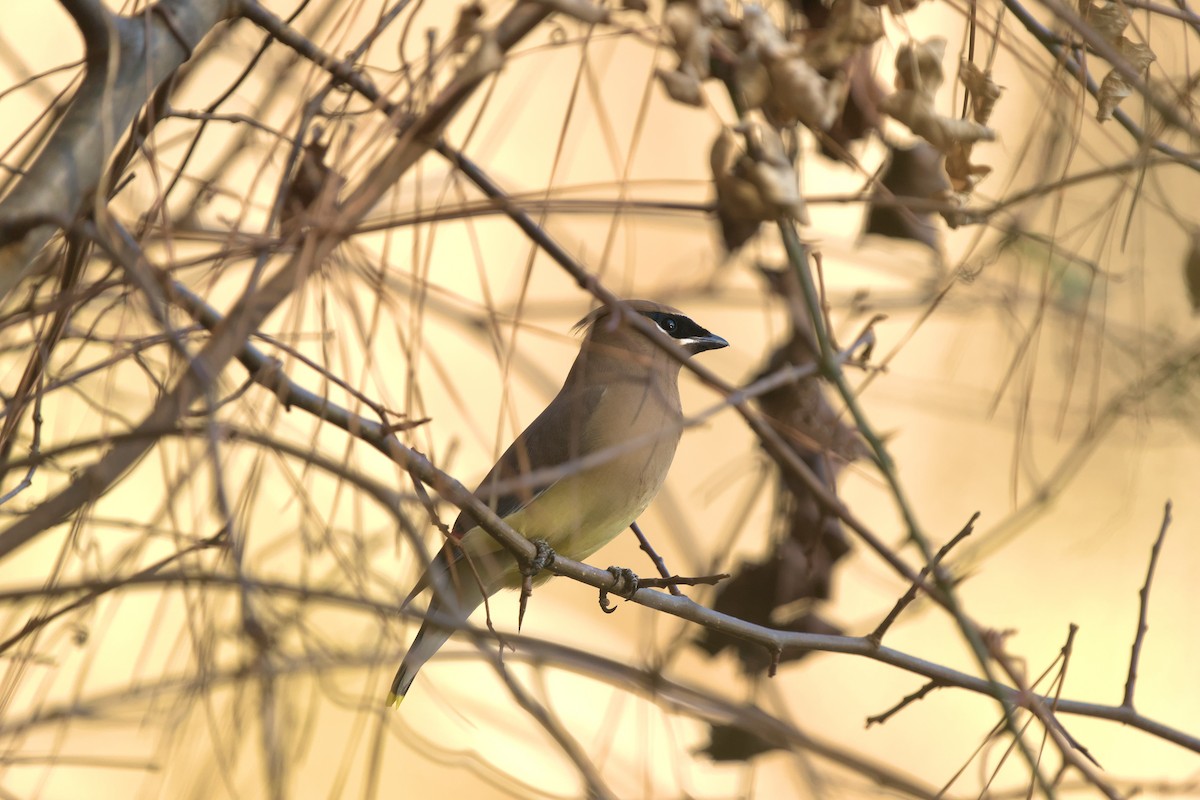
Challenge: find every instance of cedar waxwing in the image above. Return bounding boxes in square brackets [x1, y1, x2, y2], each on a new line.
[388, 300, 728, 705]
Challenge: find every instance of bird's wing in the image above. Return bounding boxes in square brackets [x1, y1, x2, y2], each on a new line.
[402, 384, 605, 607]
[450, 383, 606, 537]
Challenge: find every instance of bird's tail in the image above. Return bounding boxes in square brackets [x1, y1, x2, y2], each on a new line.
[388, 553, 486, 707]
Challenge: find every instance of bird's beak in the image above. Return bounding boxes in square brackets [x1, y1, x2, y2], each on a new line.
[680, 330, 729, 354]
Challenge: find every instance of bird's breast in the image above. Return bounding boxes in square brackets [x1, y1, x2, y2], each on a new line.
[519, 377, 682, 562]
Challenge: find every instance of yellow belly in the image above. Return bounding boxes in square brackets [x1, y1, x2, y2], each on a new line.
[458, 428, 678, 592]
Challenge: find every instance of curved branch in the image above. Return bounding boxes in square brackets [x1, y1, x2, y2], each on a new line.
[0, 0, 241, 299]
[0, 564, 1196, 755]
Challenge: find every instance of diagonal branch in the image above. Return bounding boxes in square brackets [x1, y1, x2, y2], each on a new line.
[0, 0, 242, 298]
[0, 0, 555, 563]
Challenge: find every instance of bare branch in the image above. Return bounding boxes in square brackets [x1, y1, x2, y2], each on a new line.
[1124, 500, 1173, 709]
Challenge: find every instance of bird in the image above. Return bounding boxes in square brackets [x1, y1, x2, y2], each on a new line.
[388, 299, 728, 706]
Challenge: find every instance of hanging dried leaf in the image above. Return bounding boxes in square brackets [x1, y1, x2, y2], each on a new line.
[694, 263, 860, 675]
[766, 58, 848, 130]
[450, 28, 504, 88]
[656, 67, 704, 106]
[945, 142, 992, 192]
[880, 38, 994, 152]
[694, 550, 844, 671]
[1078, 1, 1156, 122]
[959, 61, 1002, 124]
[864, 142, 951, 251]
[733, 4, 847, 131]
[821, 50, 886, 155]
[698, 725, 782, 762]
[803, 0, 884, 72]
[1096, 70, 1131, 122]
[1185, 228, 1200, 313]
[1119, 38, 1156, 71]
[658, 0, 727, 106]
[711, 123, 808, 250]
[894, 37, 946, 94]
[740, 3, 796, 61]
[1081, 0, 1130, 41]
[281, 129, 344, 231]
[879, 90, 995, 151]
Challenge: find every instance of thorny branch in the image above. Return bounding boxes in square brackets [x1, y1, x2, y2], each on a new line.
[1123, 500, 1172, 709]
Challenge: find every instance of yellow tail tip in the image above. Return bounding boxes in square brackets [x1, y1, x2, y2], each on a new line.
[386, 691, 405, 708]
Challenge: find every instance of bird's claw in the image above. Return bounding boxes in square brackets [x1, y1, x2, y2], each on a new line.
[518, 539, 556, 631]
[521, 539, 556, 578]
[599, 566, 639, 614]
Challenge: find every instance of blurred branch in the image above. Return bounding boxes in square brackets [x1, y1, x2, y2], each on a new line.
[1, 560, 1197, 755]
[0, 0, 241, 298]
[778, 220, 1051, 793]
[0, 0, 554, 563]
[1002, 0, 1200, 170]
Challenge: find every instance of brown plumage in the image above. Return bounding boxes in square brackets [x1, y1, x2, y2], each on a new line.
[388, 300, 727, 705]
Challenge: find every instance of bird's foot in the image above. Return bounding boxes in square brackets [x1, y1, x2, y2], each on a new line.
[599, 566, 640, 614]
[518, 539, 556, 631]
[525, 539, 556, 576]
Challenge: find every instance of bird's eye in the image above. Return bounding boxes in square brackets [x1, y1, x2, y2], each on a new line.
[663, 317, 678, 334]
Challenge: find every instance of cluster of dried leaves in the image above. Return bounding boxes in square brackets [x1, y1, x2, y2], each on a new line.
[697, 264, 865, 673]
[866, 39, 1001, 248]
[1079, 0, 1157, 122]
[656, 1, 1004, 253]
[654, 3, 1001, 687]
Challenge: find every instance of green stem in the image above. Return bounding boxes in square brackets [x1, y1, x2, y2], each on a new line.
[777, 217, 1059, 798]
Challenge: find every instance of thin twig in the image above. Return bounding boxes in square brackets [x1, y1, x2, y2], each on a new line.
[1123, 500, 1173, 709]
[866, 680, 945, 727]
[634, 573, 729, 590]
[630, 521, 681, 595]
[868, 512, 979, 646]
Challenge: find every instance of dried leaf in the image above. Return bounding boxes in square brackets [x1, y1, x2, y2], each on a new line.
[1096, 69, 1131, 121]
[1119, 38, 1156, 71]
[1185, 228, 1200, 313]
[879, 90, 995, 151]
[959, 61, 1002, 124]
[740, 4, 798, 62]
[803, 0, 884, 73]
[734, 52, 773, 110]
[1078, 1, 1155, 122]
[451, 29, 503, 88]
[894, 37, 946, 94]
[656, 68, 704, 106]
[622, 0, 649, 10]
[945, 142, 992, 192]
[767, 58, 848, 131]
[711, 123, 808, 250]
[864, 142, 950, 251]
[694, 552, 844, 671]
[1081, 0, 1130, 41]
[821, 50, 886, 155]
[734, 5, 847, 131]
[698, 725, 782, 761]
[281, 131, 344, 229]
[664, 1, 710, 79]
